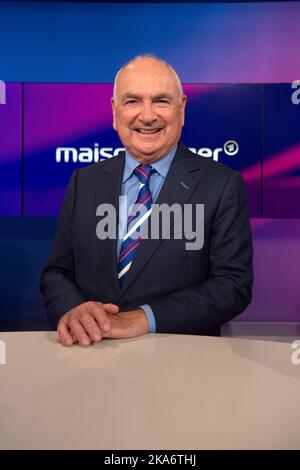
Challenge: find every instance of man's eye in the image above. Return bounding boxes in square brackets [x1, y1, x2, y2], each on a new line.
[125, 100, 137, 104]
[157, 99, 169, 104]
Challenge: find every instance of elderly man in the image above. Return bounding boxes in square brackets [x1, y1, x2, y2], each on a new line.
[40, 54, 253, 346]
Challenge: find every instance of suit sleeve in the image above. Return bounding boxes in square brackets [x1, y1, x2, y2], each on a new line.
[149, 172, 254, 335]
[40, 170, 86, 329]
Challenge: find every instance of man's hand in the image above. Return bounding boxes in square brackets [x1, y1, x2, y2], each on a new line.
[57, 301, 119, 346]
[57, 303, 149, 346]
[105, 308, 149, 339]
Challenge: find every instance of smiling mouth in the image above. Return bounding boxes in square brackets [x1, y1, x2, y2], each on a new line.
[134, 128, 163, 134]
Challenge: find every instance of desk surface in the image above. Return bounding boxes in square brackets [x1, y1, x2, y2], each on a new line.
[0, 332, 299, 450]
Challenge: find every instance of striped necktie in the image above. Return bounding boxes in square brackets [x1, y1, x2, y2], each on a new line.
[118, 164, 156, 286]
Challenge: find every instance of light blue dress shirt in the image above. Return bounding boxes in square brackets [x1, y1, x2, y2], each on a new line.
[117, 146, 177, 333]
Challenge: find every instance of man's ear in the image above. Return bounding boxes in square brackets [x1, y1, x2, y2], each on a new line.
[181, 95, 187, 127]
[111, 97, 117, 131]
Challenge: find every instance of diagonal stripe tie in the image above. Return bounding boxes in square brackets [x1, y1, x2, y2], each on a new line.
[118, 164, 156, 286]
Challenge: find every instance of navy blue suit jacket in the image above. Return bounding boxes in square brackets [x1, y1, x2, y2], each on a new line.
[40, 142, 253, 335]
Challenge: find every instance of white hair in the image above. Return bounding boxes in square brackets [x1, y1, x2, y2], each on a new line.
[113, 54, 183, 101]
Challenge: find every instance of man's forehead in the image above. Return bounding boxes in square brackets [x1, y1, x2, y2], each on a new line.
[120, 91, 175, 101]
[116, 73, 178, 98]
[120, 72, 174, 86]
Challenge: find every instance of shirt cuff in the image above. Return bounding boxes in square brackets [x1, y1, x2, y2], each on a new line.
[139, 304, 156, 333]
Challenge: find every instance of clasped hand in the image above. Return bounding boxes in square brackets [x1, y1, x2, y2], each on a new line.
[57, 301, 148, 346]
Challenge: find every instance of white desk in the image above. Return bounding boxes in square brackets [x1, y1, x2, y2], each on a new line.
[0, 332, 299, 449]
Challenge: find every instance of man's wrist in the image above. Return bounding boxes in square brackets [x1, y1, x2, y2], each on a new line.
[139, 304, 156, 333]
[122, 308, 149, 336]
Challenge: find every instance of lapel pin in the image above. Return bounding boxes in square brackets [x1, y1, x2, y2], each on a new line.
[180, 181, 189, 190]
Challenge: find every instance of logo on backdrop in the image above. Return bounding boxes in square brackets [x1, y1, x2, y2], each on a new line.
[291, 80, 300, 105]
[189, 140, 239, 162]
[55, 140, 239, 164]
[55, 145, 125, 163]
[0, 80, 6, 105]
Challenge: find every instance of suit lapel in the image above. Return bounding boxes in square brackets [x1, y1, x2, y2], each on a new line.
[95, 154, 125, 296]
[118, 143, 202, 297]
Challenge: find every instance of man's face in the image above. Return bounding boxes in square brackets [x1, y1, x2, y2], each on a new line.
[111, 59, 187, 163]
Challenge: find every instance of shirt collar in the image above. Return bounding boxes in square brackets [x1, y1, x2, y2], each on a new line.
[123, 145, 177, 183]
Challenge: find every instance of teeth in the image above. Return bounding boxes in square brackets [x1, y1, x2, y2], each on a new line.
[136, 129, 160, 134]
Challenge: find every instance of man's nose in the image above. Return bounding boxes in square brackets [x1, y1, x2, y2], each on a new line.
[138, 103, 157, 123]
